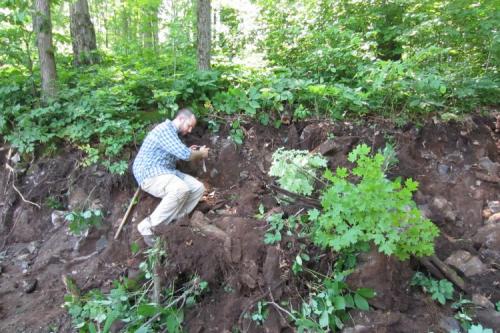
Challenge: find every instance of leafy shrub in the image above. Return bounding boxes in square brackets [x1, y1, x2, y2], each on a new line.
[269, 144, 439, 260]
[310, 144, 439, 260]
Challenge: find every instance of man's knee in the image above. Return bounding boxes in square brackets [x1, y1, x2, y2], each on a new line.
[172, 182, 190, 201]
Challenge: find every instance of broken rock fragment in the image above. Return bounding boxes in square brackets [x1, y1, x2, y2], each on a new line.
[444, 250, 487, 277]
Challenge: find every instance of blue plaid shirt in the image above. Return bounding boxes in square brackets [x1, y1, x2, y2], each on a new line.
[133, 120, 191, 186]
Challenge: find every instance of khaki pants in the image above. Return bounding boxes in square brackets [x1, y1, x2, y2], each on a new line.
[137, 173, 205, 236]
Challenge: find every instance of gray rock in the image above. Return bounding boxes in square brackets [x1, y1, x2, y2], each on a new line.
[478, 156, 499, 175]
[439, 316, 461, 333]
[446, 151, 464, 164]
[473, 224, 500, 251]
[96, 235, 108, 253]
[68, 187, 87, 210]
[51, 210, 68, 228]
[27, 241, 38, 254]
[487, 201, 500, 214]
[22, 279, 37, 293]
[445, 250, 488, 277]
[209, 168, 219, 178]
[438, 164, 450, 176]
[472, 294, 495, 309]
[475, 309, 500, 331]
[487, 212, 500, 225]
[431, 196, 457, 222]
[239, 170, 249, 180]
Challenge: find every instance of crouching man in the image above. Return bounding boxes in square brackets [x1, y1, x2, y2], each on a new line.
[132, 108, 209, 246]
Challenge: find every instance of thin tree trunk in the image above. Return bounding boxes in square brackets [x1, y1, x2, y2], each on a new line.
[196, 0, 211, 70]
[33, 0, 57, 101]
[70, 0, 98, 65]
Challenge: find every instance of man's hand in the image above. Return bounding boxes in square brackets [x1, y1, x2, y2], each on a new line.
[189, 145, 209, 161]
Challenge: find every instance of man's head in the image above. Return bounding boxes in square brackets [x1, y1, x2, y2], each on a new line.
[173, 108, 196, 136]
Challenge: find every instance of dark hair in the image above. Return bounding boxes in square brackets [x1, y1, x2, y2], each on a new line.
[176, 108, 195, 120]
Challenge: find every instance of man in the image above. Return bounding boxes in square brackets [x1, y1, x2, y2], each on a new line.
[133, 108, 209, 246]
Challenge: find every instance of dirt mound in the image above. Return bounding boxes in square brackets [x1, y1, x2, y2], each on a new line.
[1, 114, 499, 332]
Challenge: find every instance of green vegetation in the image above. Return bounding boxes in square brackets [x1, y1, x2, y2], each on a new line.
[269, 144, 439, 259]
[269, 149, 328, 196]
[1, 1, 498, 171]
[1, 0, 497, 331]
[411, 272, 454, 305]
[65, 209, 103, 237]
[292, 275, 375, 332]
[64, 242, 208, 332]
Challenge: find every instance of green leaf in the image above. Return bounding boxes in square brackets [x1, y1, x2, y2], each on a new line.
[319, 310, 329, 328]
[130, 242, 140, 254]
[333, 296, 346, 310]
[354, 293, 370, 311]
[137, 303, 159, 317]
[88, 323, 97, 333]
[356, 288, 375, 299]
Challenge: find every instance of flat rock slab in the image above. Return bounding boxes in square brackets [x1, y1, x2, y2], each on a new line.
[444, 250, 488, 277]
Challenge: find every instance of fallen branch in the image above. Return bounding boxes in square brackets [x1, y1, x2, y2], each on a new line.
[475, 172, 500, 184]
[114, 187, 141, 240]
[418, 255, 466, 292]
[418, 257, 445, 280]
[429, 255, 466, 292]
[267, 184, 322, 209]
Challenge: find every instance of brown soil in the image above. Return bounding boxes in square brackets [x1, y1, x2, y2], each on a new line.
[0, 114, 499, 333]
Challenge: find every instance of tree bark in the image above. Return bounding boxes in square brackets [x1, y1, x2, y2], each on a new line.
[196, 0, 211, 70]
[33, 0, 57, 101]
[69, 0, 98, 66]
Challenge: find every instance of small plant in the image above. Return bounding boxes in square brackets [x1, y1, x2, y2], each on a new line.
[378, 143, 398, 172]
[65, 209, 103, 237]
[411, 272, 454, 305]
[292, 251, 310, 275]
[452, 298, 474, 330]
[264, 213, 286, 245]
[45, 196, 63, 210]
[254, 203, 265, 220]
[229, 119, 245, 145]
[293, 276, 375, 331]
[250, 301, 269, 326]
[269, 148, 327, 196]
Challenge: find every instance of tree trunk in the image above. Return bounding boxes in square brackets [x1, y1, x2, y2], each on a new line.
[33, 0, 57, 101]
[69, 0, 98, 66]
[196, 0, 211, 70]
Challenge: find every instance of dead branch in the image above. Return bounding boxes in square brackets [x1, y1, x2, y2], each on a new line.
[114, 187, 141, 240]
[418, 255, 466, 292]
[429, 255, 466, 291]
[475, 172, 500, 184]
[418, 257, 445, 280]
[267, 184, 322, 209]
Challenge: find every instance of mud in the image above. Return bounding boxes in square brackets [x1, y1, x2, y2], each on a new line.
[0, 113, 499, 333]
